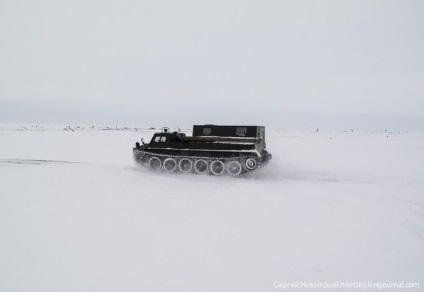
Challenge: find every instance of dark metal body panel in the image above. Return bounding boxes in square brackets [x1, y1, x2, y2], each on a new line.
[193, 125, 261, 138]
[145, 132, 259, 158]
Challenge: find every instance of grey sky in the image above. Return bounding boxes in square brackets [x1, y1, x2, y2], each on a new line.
[1, 0, 423, 130]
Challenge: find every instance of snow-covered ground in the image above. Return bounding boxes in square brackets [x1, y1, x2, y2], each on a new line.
[0, 124, 423, 291]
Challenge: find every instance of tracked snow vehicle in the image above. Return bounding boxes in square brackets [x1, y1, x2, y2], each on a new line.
[133, 125, 272, 177]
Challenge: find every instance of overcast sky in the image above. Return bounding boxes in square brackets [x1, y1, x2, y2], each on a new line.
[1, 0, 423, 130]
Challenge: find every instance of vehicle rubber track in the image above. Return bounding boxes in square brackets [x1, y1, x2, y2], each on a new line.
[133, 150, 268, 177]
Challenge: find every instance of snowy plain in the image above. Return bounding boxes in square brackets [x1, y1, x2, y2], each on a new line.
[0, 124, 423, 292]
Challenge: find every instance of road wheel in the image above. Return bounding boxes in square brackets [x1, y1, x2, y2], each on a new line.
[148, 156, 162, 171]
[178, 158, 193, 173]
[194, 159, 208, 174]
[226, 161, 242, 176]
[163, 158, 177, 172]
[210, 160, 225, 175]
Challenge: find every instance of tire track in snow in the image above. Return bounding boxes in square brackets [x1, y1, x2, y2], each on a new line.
[0, 158, 88, 165]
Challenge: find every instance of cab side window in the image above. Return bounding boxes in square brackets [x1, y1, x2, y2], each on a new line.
[153, 135, 167, 143]
[203, 127, 212, 135]
[236, 127, 247, 137]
